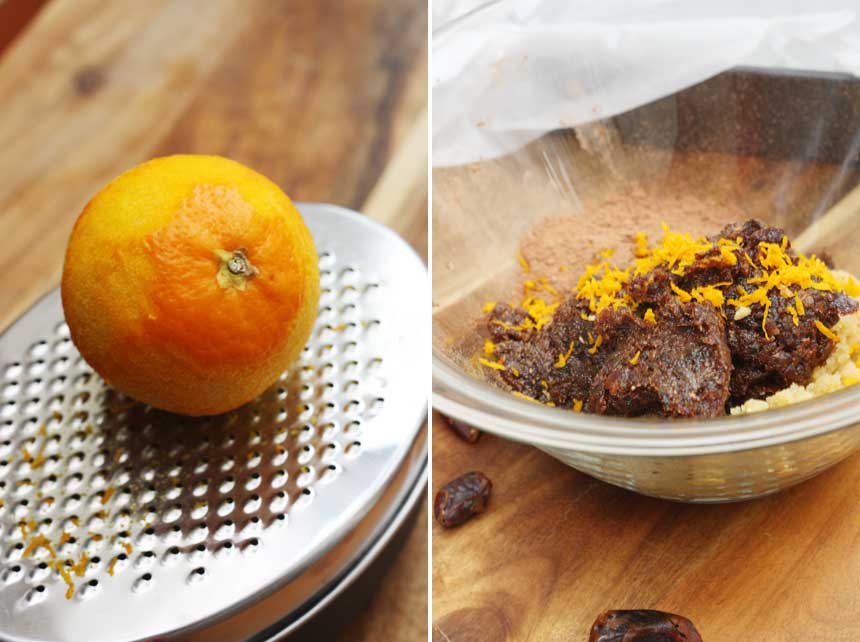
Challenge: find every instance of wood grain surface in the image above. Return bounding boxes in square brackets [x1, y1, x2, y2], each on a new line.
[0, 1, 427, 640]
[431, 409, 860, 642]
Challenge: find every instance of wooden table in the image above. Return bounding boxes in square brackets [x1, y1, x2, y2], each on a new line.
[0, 1, 428, 640]
[432, 409, 860, 642]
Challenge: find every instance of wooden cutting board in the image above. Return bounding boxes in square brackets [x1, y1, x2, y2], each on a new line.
[432, 409, 860, 642]
[0, 1, 427, 640]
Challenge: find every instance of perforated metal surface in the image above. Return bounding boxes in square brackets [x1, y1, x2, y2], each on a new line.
[0, 204, 427, 642]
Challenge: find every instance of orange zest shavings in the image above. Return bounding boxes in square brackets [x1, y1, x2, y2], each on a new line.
[575, 262, 633, 314]
[479, 358, 506, 371]
[843, 274, 860, 297]
[518, 252, 530, 273]
[521, 283, 559, 329]
[670, 282, 692, 303]
[588, 334, 603, 355]
[633, 232, 649, 258]
[629, 350, 641, 365]
[573, 399, 584, 412]
[643, 308, 656, 324]
[851, 344, 860, 369]
[511, 391, 540, 404]
[554, 341, 575, 369]
[22, 534, 55, 559]
[483, 340, 496, 357]
[690, 283, 731, 308]
[57, 562, 75, 599]
[72, 553, 89, 577]
[795, 293, 806, 316]
[633, 223, 713, 277]
[815, 320, 839, 342]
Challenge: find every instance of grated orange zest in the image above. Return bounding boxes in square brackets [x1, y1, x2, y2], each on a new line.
[479, 358, 506, 371]
[815, 320, 839, 342]
[554, 341, 575, 369]
[518, 252, 530, 273]
[483, 340, 496, 357]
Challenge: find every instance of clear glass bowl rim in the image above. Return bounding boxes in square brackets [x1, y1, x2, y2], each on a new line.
[433, 349, 860, 456]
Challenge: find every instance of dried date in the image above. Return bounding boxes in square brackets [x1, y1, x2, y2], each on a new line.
[589, 610, 702, 642]
[443, 415, 481, 443]
[433, 471, 492, 528]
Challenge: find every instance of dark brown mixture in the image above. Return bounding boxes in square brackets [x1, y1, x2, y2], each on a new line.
[589, 610, 703, 642]
[484, 220, 858, 417]
[434, 471, 492, 528]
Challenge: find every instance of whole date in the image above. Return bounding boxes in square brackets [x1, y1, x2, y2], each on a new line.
[433, 471, 492, 528]
[589, 610, 703, 642]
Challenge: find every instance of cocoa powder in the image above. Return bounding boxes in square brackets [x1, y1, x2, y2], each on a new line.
[520, 183, 746, 291]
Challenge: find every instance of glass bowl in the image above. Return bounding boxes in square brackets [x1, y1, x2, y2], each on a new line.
[432, 67, 860, 502]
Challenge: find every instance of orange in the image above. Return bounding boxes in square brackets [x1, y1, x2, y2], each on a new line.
[61, 155, 320, 416]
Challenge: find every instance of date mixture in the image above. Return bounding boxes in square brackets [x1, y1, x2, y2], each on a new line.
[480, 220, 860, 418]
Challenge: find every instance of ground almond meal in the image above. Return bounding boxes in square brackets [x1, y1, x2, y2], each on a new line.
[480, 220, 860, 418]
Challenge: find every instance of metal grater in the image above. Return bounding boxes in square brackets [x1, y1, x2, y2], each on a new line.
[0, 203, 428, 642]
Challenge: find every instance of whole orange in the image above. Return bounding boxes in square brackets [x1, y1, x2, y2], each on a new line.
[61, 155, 320, 416]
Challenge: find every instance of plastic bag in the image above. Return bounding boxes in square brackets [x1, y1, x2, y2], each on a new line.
[433, 0, 860, 167]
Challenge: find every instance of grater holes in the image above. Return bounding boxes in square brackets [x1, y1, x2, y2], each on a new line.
[132, 572, 153, 593]
[0, 242, 393, 611]
[50, 356, 70, 374]
[2, 401, 17, 418]
[27, 339, 49, 358]
[218, 498, 235, 517]
[321, 442, 338, 461]
[345, 441, 362, 457]
[245, 451, 262, 468]
[26, 360, 47, 377]
[244, 472, 261, 490]
[243, 495, 261, 514]
[188, 566, 206, 584]
[341, 340, 359, 356]
[344, 420, 361, 436]
[340, 302, 357, 316]
[4, 363, 22, 380]
[298, 445, 314, 465]
[318, 249, 335, 267]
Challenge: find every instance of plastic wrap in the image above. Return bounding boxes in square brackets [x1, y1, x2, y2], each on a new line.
[433, 0, 860, 167]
